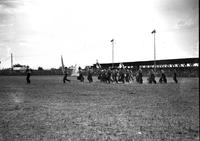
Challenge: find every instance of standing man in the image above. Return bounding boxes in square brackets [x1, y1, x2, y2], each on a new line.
[26, 66, 31, 84]
[107, 67, 112, 83]
[63, 67, 71, 83]
[137, 68, 143, 84]
[159, 69, 167, 83]
[77, 67, 84, 82]
[148, 69, 156, 84]
[87, 68, 93, 83]
[173, 70, 178, 83]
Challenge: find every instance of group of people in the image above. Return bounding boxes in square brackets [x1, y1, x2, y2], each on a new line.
[77, 67, 178, 84]
[147, 69, 178, 84]
[25, 66, 178, 84]
[97, 68, 134, 83]
[77, 67, 93, 83]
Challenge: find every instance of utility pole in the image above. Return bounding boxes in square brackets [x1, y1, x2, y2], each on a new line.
[151, 30, 156, 72]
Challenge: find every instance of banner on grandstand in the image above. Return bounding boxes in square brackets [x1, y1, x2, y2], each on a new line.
[96, 62, 101, 69]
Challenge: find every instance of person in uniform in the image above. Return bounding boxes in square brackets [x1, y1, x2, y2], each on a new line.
[148, 69, 156, 84]
[63, 67, 71, 83]
[159, 69, 167, 83]
[173, 70, 178, 83]
[138, 68, 143, 84]
[77, 67, 84, 82]
[113, 69, 119, 83]
[107, 67, 112, 83]
[87, 68, 93, 83]
[26, 66, 31, 84]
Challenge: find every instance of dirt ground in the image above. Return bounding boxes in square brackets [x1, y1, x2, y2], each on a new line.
[0, 76, 199, 141]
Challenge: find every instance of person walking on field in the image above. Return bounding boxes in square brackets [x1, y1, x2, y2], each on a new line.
[159, 69, 167, 83]
[148, 69, 156, 84]
[87, 68, 93, 83]
[26, 66, 31, 84]
[173, 70, 178, 83]
[77, 67, 84, 82]
[136, 68, 143, 84]
[63, 67, 71, 83]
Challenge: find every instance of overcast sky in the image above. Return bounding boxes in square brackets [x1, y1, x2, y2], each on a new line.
[0, 0, 199, 69]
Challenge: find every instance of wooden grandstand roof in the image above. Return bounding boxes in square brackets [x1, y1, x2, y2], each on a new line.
[98, 58, 199, 68]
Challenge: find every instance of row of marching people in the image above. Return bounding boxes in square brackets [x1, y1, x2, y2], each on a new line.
[25, 66, 178, 84]
[77, 67, 135, 84]
[97, 67, 178, 84]
[97, 67, 134, 84]
[76, 66, 178, 84]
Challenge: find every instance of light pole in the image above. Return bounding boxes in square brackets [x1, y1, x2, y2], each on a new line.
[151, 30, 156, 72]
[111, 39, 114, 68]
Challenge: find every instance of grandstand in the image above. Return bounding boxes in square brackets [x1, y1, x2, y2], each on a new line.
[93, 58, 199, 77]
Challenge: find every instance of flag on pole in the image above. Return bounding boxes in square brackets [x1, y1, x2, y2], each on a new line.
[110, 39, 114, 42]
[96, 60, 101, 69]
[151, 30, 156, 34]
[96, 62, 101, 69]
[61, 55, 65, 74]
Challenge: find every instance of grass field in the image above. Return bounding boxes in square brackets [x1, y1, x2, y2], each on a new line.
[0, 76, 199, 141]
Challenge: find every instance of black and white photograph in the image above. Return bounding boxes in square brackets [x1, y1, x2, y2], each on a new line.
[0, 0, 199, 140]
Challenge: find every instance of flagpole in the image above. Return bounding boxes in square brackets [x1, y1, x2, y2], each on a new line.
[61, 55, 65, 74]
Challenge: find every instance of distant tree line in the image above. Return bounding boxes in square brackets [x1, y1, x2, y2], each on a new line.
[0, 64, 89, 76]
[0, 65, 71, 76]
